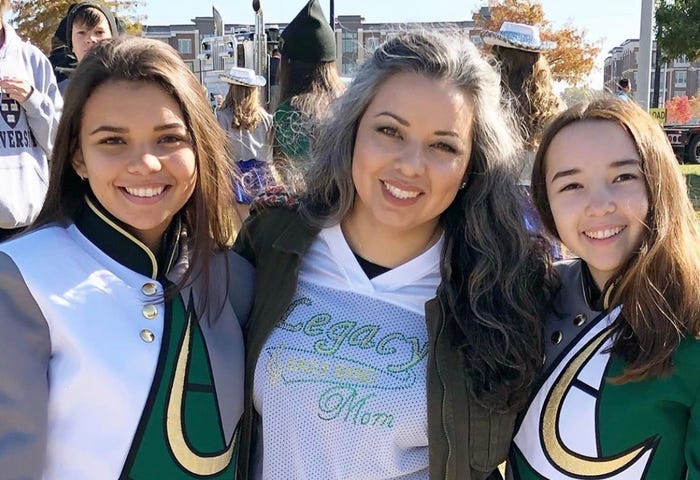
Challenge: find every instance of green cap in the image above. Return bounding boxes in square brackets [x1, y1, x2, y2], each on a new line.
[280, 0, 336, 63]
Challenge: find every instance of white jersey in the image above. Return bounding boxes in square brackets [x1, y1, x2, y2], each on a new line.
[253, 224, 442, 479]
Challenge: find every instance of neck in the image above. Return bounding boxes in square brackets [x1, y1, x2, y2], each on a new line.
[340, 214, 442, 269]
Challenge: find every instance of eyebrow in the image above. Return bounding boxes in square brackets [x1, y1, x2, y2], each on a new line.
[89, 122, 186, 136]
[550, 158, 641, 182]
[375, 112, 460, 137]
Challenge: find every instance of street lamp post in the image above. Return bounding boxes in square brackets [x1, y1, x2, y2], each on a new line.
[329, 0, 335, 30]
[638, 0, 654, 111]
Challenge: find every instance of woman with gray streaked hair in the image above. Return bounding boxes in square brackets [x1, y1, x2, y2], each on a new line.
[234, 30, 554, 480]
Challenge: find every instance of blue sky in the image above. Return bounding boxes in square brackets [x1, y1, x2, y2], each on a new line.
[137, 0, 644, 88]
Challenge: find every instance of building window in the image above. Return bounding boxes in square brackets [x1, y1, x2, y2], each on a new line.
[343, 32, 358, 54]
[675, 70, 687, 87]
[178, 39, 192, 54]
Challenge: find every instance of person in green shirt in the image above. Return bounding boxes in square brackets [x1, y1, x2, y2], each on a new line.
[273, 0, 344, 166]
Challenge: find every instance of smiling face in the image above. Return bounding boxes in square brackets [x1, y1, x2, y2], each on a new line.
[545, 120, 649, 288]
[346, 72, 474, 246]
[71, 9, 112, 62]
[73, 80, 197, 252]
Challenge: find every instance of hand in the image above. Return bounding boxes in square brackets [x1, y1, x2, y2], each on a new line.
[0, 77, 34, 103]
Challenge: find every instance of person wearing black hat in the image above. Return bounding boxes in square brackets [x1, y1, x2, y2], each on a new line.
[52, 1, 118, 95]
[273, 0, 344, 165]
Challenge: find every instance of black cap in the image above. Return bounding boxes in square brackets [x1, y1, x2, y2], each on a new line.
[280, 0, 336, 63]
[65, 1, 118, 52]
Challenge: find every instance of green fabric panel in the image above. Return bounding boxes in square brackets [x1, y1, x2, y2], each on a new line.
[123, 297, 235, 479]
[597, 338, 700, 479]
[274, 102, 310, 159]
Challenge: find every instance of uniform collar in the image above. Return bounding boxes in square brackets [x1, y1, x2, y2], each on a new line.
[580, 262, 617, 311]
[74, 195, 183, 280]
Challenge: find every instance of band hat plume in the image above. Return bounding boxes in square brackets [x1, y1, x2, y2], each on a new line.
[219, 67, 266, 87]
[481, 22, 556, 53]
[279, 0, 336, 63]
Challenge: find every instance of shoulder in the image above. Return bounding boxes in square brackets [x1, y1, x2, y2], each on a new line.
[8, 31, 51, 68]
[273, 102, 299, 120]
[216, 107, 232, 125]
[233, 191, 316, 263]
[260, 110, 273, 129]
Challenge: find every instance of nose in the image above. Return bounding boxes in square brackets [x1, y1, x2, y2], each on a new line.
[394, 141, 426, 176]
[127, 148, 163, 175]
[585, 185, 616, 217]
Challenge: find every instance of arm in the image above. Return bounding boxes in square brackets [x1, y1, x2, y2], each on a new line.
[226, 252, 255, 329]
[14, 52, 63, 156]
[0, 252, 51, 480]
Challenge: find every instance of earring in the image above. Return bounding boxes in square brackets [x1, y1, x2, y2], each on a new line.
[459, 181, 467, 190]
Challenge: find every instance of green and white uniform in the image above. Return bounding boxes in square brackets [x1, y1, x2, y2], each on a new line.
[0, 196, 253, 479]
[508, 259, 700, 480]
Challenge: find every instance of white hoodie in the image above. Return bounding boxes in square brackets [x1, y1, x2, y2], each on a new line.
[0, 22, 62, 228]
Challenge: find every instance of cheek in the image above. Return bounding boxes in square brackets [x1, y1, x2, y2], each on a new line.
[547, 195, 577, 239]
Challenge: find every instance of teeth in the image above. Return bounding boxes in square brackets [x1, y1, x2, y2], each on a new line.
[383, 181, 420, 200]
[125, 186, 165, 198]
[584, 226, 624, 239]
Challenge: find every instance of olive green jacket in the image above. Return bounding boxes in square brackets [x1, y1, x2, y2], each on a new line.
[233, 207, 515, 479]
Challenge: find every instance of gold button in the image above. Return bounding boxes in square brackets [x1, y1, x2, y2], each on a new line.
[140, 329, 155, 343]
[551, 331, 563, 344]
[574, 314, 587, 327]
[142, 283, 158, 296]
[142, 304, 158, 319]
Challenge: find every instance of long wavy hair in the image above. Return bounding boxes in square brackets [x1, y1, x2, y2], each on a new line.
[221, 82, 265, 131]
[32, 36, 238, 302]
[299, 30, 553, 412]
[532, 97, 700, 382]
[277, 56, 345, 120]
[492, 46, 563, 149]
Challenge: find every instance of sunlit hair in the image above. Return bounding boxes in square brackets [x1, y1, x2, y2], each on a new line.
[299, 29, 554, 412]
[221, 82, 265, 131]
[532, 97, 700, 381]
[492, 46, 563, 149]
[274, 57, 345, 161]
[277, 56, 345, 120]
[33, 36, 238, 302]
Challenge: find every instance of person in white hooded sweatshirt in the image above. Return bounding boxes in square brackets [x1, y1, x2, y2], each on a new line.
[0, 0, 62, 241]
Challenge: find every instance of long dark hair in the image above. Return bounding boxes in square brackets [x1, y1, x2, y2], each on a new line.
[533, 97, 700, 382]
[33, 36, 237, 301]
[300, 30, 553, 412]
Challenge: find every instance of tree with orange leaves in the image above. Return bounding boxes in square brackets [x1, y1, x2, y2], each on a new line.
[10, 0, 143, 54]
[666, 95, 692, 124]
[474, 0, 600, 85]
